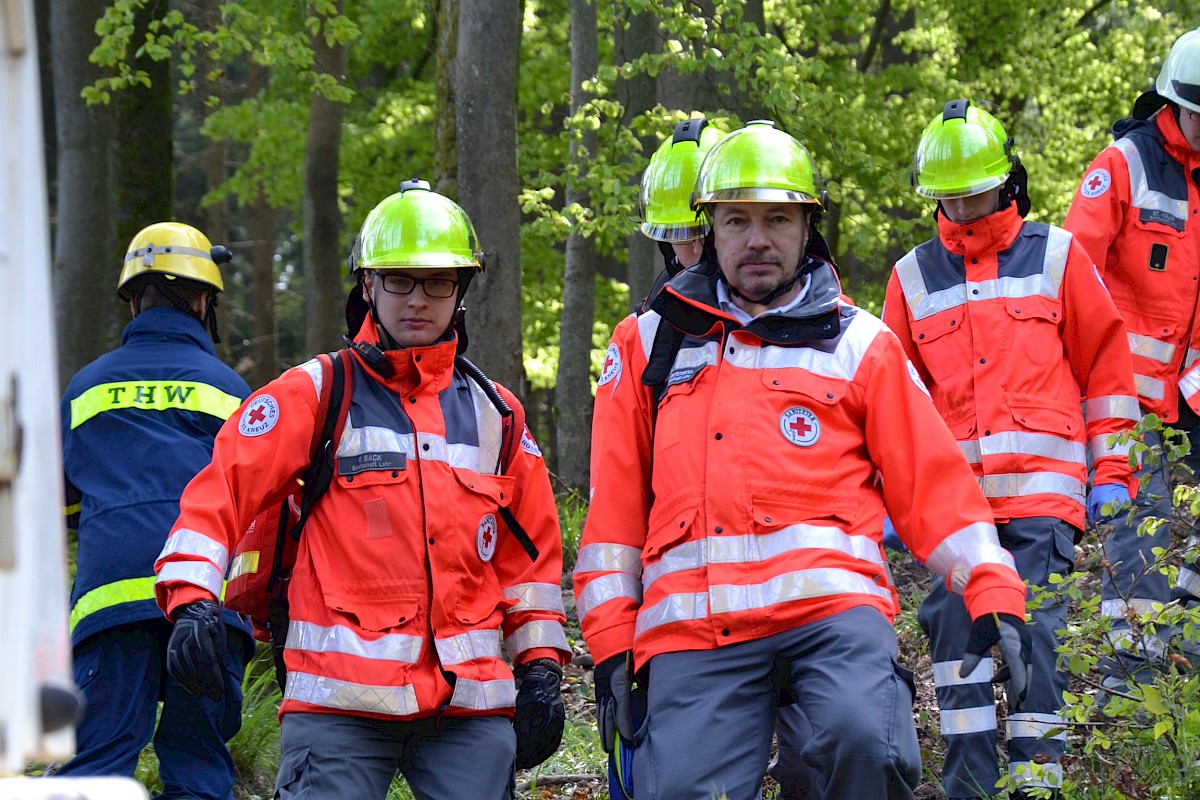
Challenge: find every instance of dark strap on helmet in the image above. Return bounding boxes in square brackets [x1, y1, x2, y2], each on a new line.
[672, 118, 708, 145]
[942, 99, 969, 121]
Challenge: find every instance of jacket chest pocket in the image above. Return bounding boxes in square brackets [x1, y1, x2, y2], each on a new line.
[1003, 296, 1063, 368]
[910, 306, 968, 384]
[758, 370, 847, 454]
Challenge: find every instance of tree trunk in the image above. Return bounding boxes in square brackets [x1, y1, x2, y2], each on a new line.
[554, 0, 599, 491]
[248, 192, 276, 390]
[113, 0, 172, 274]
[616, 5, 658, 310]
[303, 0, 348, 355]
[433, 0, 459, 198]
[455, 0, 524, 392]
[50, 0, 117, 389]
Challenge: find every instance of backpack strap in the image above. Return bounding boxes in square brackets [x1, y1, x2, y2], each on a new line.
[454, 355, 539, 562]
[641, 317, 686, 423]
[266, 349, 352, 688]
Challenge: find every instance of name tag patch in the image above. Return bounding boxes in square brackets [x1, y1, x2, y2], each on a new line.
[337, 452, 407, 476]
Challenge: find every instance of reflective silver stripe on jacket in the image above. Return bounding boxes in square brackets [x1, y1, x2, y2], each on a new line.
[724, 312, 878, 381]
[285, 670, 419, 716]
[978, 472, 1085, 503]
[573, 543, 643, 578]
[1180, 365, 1200, 401]
[298, 357, 324, 396]
[940, 705, 996, 736]
[1112, 138, 1189, 226]
[894, 228, 1070, 321]
[448, 678, 516, 711]
[505, 620, 570, 657]
[158, 529, 230, 573]
[1089, 432, 1133, 461]
[1007, 712, 1067, 741]
[1134, 374, 1166, 401]
[503, 583, 566, 613]
[1083, 394, 1141, 421]
[924, 522, 1015, 595]
[156, 560, 224, 598]
[642, 525, 886, 592]
[635, 569, 892, 636]
[337, 427, 492, 473]
[638, 311, 662, 362]
[1127, 332, 1175, 364]
[931, 657, 993, 687]
[286, 620, 422, 663]
[435, 630, 503, 666]
[1187, 349, 1200, 370]
[1010, 761, 1063, 789]
[957, 431, 1085, 466]
[576, 572, 643, 620]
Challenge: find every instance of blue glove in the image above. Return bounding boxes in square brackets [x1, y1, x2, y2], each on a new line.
[882, 516, 907, 553]
[1087, 483, 1131, 526]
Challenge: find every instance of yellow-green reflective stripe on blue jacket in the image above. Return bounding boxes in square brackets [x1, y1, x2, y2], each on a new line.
[70, 381, 242, 429]
[68, 576, 228, 634]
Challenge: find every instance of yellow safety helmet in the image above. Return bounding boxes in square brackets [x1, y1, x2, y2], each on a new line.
[117, 222, 229, 299]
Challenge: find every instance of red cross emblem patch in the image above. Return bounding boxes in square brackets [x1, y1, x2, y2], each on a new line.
[1081, 168, 1111, 199]
[238, 395, 280, 437]
[598, 343, 622, 388]
[477, 514, 498, 562]
[779, 406, 820, 447]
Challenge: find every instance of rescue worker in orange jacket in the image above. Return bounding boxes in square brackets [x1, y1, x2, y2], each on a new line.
[576, 120, 1033, 800]
[154, 182, 570, 800]
[1062, 28, 1200, 687]
[884, 100, 1138, 798]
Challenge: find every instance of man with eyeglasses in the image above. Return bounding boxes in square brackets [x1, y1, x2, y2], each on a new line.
[1062, 28, 1200, 694]
[153, 181, 570, 799]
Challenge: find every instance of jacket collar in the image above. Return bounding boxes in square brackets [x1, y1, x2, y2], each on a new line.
[351, 315, 457, 393]
[1155, 109, 1200, 168]
[651, 256, 842, 345]
[122, 307, 215, 355]
[935, 203, 1023, 259]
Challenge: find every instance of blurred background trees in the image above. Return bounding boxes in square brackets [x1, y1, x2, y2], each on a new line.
[40, 0, 1198, 490]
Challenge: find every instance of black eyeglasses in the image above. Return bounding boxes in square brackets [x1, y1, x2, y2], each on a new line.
[376, 273, 459, 298]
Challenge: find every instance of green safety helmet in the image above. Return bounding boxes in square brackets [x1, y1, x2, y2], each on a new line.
[639, 118, 725, 241]
[911, 100, 1015, 200]
[350, 179, 483, 272]
[117, 222, 229, 299]
[691, 120, 824, 213]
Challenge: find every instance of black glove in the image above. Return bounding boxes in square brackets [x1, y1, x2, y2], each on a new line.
[513, 658, 565, 770]
[166, 600, 228, 702]
[594, 652, 635, 754]
[960, 612, 1032, 711]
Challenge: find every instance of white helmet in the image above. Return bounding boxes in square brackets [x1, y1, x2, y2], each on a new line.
[1135, 28, 1200, 118]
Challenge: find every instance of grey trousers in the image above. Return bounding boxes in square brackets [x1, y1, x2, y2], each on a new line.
[919, 516, 1074, 797]
[274, 711, 516, 800]
[634, 606, 920, 800]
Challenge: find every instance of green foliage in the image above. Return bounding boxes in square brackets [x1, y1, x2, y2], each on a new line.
[1044, 418, 1200, 799]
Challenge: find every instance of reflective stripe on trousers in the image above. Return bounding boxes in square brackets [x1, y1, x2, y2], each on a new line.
[919, 517, 1074, 798]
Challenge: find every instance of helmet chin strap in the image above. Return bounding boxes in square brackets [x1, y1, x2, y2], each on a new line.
[718, 222, 816, 306]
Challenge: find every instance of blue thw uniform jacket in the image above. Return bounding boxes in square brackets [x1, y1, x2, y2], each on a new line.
[62, 307, 252, 646]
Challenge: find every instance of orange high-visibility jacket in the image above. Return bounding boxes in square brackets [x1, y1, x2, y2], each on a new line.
[884, 206, 1138, 529]
[576, 258, 1027, 669]
[1063, 110, 1200, 422]
[155, 319, 569, 721]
